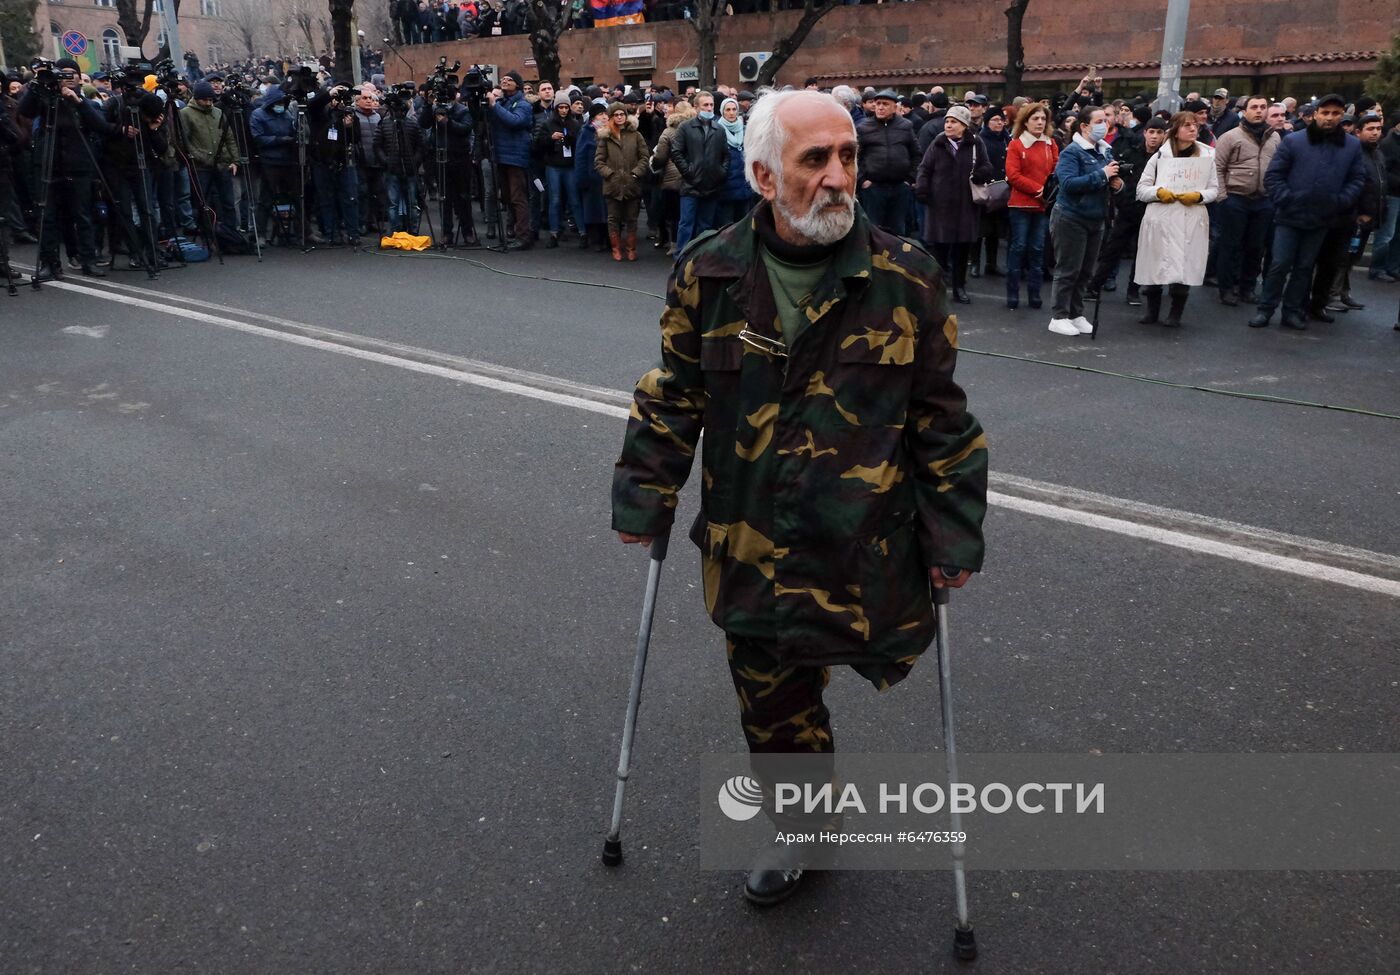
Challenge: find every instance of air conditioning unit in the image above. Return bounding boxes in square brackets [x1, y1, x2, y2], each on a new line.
[738, 52, 771, 84]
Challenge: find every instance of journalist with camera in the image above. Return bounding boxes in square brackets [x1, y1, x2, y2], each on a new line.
[100, 67, 169, 270]
[420, 61, 479, 246]
[309, 83, 363, 246]
[19, 58, 116, 280]
[376, 83, 425, 234]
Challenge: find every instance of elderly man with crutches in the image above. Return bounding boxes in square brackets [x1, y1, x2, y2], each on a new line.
[607, 90, 988, 948]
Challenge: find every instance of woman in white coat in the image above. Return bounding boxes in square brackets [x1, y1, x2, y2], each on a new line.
[1134, 112, 1220, 327]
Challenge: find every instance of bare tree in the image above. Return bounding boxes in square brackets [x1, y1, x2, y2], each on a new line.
[1004, 0, 1030, 97]
[221, 0, 266, 58]
[753, 0, 840, 89]
[687, 0, 726, 92]
[521, 0, 571, 86]
[328, 0, 354, 83]
[115, 0, 156, 52]
[283, 0, 322, 54]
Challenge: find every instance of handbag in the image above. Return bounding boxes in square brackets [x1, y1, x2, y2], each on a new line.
[969, 139, 1010, 211]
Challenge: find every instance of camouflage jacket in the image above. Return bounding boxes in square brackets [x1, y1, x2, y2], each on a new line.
[611, 204, 988, 676]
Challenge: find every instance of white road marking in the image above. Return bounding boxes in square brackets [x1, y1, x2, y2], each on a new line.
[40, 277, 1400, 598]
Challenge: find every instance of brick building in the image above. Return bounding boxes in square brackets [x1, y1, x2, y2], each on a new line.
[33, 0, 232, 73]
[388, 0, 1396, 100]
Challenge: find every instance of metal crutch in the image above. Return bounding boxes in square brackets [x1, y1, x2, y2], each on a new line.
[933, 568, 977, 960]
[602, 531, 670, 866]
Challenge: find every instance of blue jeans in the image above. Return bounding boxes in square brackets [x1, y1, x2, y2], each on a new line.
[1007, 208, 1048, 302]
[1369, 195, 1400, 277]
[1257, 224, 1328, 317]
[196, 167, 239, 234]
[860, 181, 911, 235]
[312, 163, 360, 239]
[675, 194, 720, 255]
[385, 174, 416, 232]
[1215, 195, 1274, 297]
[546, 165, 583, 235]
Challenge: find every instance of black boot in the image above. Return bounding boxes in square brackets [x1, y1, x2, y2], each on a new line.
[1163, 288, 1187, 328]
[1138, 287, 1162, 325]
[743, 839, 806, 906]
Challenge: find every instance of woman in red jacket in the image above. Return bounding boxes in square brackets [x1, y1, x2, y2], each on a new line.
[1004, 102, 1060, 309]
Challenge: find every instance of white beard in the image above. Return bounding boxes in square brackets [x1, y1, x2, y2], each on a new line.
[774, 183, 856, 246]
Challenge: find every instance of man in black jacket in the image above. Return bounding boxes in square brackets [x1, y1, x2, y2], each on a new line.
[19, 59, 115, 280]
[420, 86, 478, 246]
[670, 90, 728, 253]
[1088, 116, 1163, 305]
[0, 89, 21, 284]
[309, 84, 362, 246]
[375, 91, 425, 232]
[855, 89, 918, 235]
[1370, 115, 1400, 282]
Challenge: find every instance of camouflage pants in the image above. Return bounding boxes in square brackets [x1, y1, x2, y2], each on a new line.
[725, 636, 835, 755]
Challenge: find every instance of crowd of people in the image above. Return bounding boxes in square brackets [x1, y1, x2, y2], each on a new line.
[0, 56, 1396, 333]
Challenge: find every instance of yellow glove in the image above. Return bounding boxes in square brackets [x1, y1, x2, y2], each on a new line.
[1156, 187, 1177, 204]
[1177, 191, 1203, 206]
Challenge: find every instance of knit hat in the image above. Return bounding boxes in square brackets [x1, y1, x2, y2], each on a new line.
[56, 57, 80, 72]
[504, 70, 524, 88]
[139, 93, 166, 118]
[586, 102, 607, 120]
[945, 104, 973, 129]
[1182, 98, 1209, 113]
[607, 100, 627, 116]
[192, 80, 216, 101]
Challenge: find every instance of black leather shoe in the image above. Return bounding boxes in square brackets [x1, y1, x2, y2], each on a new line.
[1102, 278, 1117, 292]
[1247, 311, 1271, 328]
[1280, 312, 1307, 330]
[1239, 290, 1258, 304]
[80, 264, 107, 278]
[1219, 291, 1238, 306]
[743, 842, 806, 907]
[33, 262, 63, 282]
[1340, 295, 1364, 310]
[1307, 307, 1335, 323]
[952, 287, 971, 304]
[968, 264, 981, 279]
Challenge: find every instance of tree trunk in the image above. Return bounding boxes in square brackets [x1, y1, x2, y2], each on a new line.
[688, 0, 724, 92]
[753, 0, 838, 89]
[115, 0, 155, 51]
[330, 0, 355, 84]
[1004, 0, 1030, 98]
[523, 1, 568, 87]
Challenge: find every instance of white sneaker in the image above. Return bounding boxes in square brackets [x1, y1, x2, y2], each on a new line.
[1072, 316, 1094, 334]
[1048, 318, 1079, 336]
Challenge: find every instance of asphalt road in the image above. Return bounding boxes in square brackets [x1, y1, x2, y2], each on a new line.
[3, 237, 1399, 975]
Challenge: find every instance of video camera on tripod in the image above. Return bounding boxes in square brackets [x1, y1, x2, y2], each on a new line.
[423, 57, 462, 106]
[460, 64, 494, 93]
[380, 82, 418, 114]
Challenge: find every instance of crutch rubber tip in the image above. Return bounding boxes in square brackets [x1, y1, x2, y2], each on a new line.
[601, 838, 623, 866]
[953, 923, 977, 960]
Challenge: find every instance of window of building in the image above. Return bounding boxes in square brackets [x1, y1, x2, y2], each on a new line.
[206, 41, 222, 64]
[102, 27, 122, 66]
[95, 0, 116, 8]
[199, 0, 219, 15]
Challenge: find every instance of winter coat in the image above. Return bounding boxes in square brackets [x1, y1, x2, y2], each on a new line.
[375, 110, 424, 178]
[611, 203, 987, 679]
[534, 111, 581, 168]
[249, 101, 297, 166]
[1005, 132, 1059, 211]
[914, 132, 992, 244]
[353, 109, 385, 169]
[979, 126, 1011, 178]
[594, 122, 648, 201]
[722, 143, 749, 203]
[1133, 142, 1219, 287]
[1358, 142, 1386, 224]
[1052, 134, 1115, 224]
[1264, 127, 1367, 230]
[488, 91, 534, 168]
[1378, 130, 1400, 197]
[856, 114, 919, 184]
[671, 115, 728, 196]
[650, 114, 687, 192]
[17, 89, 113, 175]
[1214, 123, 1280, 200]
[574, 121, 608, 225]
[419, 101, 475, 164]
[180, 102, 236, 169]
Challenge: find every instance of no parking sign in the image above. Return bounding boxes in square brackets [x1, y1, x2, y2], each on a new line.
[60, 30, 88, 58]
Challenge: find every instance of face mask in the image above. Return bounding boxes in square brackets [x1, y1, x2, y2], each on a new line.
[1090, 122, 1108, 140]
[698, 110, 714, 121]
[273, 104, 286, 114]
[1127, 119, 1138, 128]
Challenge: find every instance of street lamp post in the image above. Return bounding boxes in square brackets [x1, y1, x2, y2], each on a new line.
[1154, 0, 1190, 114]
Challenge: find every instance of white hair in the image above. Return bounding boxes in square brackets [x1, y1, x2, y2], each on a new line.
[743, 89, 855, 194]
[830, 85, 859, 109]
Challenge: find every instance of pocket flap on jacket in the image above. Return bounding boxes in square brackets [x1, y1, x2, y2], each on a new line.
[837, 321, 916, 366]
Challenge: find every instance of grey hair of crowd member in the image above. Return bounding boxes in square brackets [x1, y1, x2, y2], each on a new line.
[829, 84, 860, 110]
[743, 90, 856, 194]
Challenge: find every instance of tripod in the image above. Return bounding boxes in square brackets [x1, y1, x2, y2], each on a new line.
[165, 91, 224, 265]
[434, 113, 453, 248]
[465, 89, 508, 253]
[218, 92, 263, 260]
[290, 99, 314, 253]
[29, 88, 156, 289]
[120, 96, 166, 277]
